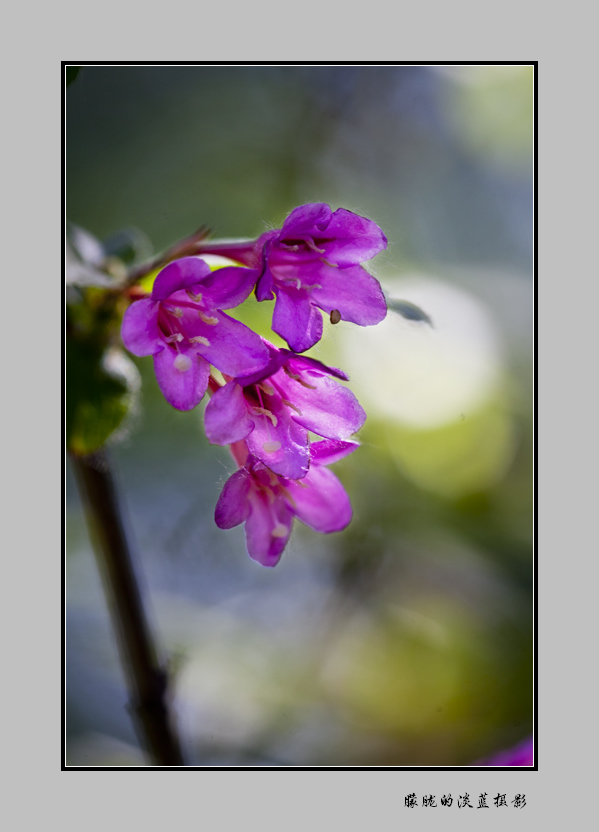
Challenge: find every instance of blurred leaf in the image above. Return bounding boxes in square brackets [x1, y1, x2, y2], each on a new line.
[66, 66, 81, 87]
[66, 339, 140, 455]
[65, 241, 115, 288]
[68, 222, 104, 265]
[387, 298, 433, 326]
[66, 223, 126, 288]
[102, 227, 153, 265]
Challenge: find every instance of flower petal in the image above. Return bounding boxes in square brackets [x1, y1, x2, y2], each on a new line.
[201, 266, 259, 309]
[255, 260, 275, 301]
[255, 237, 277, 301]
[204, 382, 255, 446]
[272, 288, 323, 353]
[310, 264, 387, 326]
[152, 257, 212, 300]
[244, 397, 310, 480]
[274, 370, 366, 440]
[121, 298, 162, 356]
[288, 465, 352, 533]
[282, 351, 349, 382]
[215, 469, 251, 529]
[236, 342, 285, 387]
[185, 312, 270, 378]
[280, 203, 332, 237]
[476, 737, 534, 767]
[153, 347, 210, 411]
[310, 439, 360, 466]
[319, 208, 387, 266]
[245, 490, 293, 567]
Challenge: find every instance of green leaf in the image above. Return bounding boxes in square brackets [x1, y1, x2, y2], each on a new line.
[66, 338, 140, 455]
[66, 66, 81, 87]
[387, 298, 433, 327]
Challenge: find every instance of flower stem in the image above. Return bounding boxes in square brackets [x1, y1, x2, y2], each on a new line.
[125, 226, 211, 287]
[71, 449, 185, 766]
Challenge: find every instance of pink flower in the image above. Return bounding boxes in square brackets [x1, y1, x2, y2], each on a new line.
[204, 343, 366, 479]
[215, 439, 359, 567]
[202, 203, 388, 352]
[476, 736, 534, 767]
[121, 257, 269, 411]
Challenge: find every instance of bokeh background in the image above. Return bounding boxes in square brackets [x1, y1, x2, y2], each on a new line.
[65, 65, 534, 766]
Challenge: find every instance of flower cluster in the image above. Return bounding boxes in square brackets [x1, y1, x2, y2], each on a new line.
[201, 202, 388, 352]
[121, 203, 387, 565]
[216, 439, 359, 567]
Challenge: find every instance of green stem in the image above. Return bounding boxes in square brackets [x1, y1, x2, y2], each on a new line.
[71, 449, 185, 766]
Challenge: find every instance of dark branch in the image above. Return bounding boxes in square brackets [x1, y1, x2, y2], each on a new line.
[71, 449, 185, 766]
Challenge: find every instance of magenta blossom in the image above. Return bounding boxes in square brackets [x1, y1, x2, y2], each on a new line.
[121, 257, 269, 411]
[476, 736, 534, 767]
[215, 439, 358, 567]
[204, 343, 366, 479]
[201, 203, 388, 352]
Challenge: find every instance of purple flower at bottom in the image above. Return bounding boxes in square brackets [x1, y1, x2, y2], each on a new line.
[201, 203, 388, 352]
[204, 343, 366, 480]
[215, 438, 359, 567]
[121, 257, 269, 411]
[476, 736, 534, 767]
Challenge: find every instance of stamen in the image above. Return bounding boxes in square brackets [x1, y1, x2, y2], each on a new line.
[198, 310, 219, 325]
[280, 276, 320, 292]
[173, 354, 192, 372]
[189, 335, 211, 347]
[283, 366, 301, 381]
[282, 366, 317, 389]
[167, 307, 184, 318]
[304, 238, 325, 254]
[271, 524, 288, 538]
[278, 484, 297, 507]
[298, 377, 317, 390]
[186, 289, 203, 303]
[281, 399, 302, 415]
[262, 440, 282, 453]
[253, 407, 278, 427]
[165, 333, 184, 343]
[258, 382, 275, 396]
